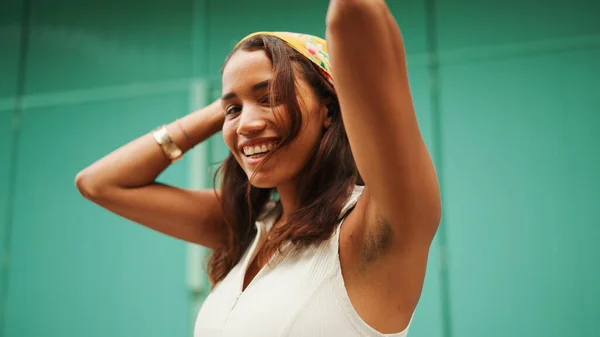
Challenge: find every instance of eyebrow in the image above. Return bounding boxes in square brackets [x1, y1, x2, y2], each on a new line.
[221, 80, 270, 101]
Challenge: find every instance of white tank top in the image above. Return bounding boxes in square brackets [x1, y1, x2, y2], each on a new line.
[194, 185, 411, 337]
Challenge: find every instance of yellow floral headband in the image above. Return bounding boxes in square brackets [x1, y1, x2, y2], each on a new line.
[237, 31, 334, 86]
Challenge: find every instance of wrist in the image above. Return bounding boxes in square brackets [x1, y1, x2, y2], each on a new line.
[153, 125, 184, 163]
[203, 100, 225, 134]
[173, 102, 224, 149]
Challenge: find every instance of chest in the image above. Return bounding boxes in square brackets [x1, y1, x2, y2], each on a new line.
[195, 241, 334, 335]
[242, 249, 272, 290]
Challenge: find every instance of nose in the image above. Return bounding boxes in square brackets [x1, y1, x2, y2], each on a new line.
[236, 105, 267, 136]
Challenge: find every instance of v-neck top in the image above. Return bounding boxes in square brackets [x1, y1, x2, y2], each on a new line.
[194, 185, 411, 337]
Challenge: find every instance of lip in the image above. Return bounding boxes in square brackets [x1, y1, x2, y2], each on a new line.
[244, 154, 269, 166]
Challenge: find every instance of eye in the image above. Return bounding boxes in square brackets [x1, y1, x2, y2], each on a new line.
[260, 94, 281, 106]
[225, 105, 241, 116]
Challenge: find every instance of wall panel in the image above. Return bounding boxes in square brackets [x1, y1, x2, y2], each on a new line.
[440, 48, 600, 337]
[5, 92, 191, 337]
[0, 0, 23, 326]
[0, 0, 23, 99]
[0, 111, 15, 321]
[24, 0, 193, 95]
[436, 0, 600, 51]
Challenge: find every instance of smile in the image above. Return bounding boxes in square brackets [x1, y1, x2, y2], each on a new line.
[242, 142, 277, 157]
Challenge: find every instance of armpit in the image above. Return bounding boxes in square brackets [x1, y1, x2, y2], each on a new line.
[359, 214, 393, 273]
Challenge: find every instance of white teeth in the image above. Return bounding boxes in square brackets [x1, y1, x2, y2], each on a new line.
[243, 142, 277, 156]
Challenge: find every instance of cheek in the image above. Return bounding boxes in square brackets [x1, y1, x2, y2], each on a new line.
[271, 107, 290, 135]
[299, 106, 324, 140]
[222, 121, 238, 152]
[287, 116, 323, 158]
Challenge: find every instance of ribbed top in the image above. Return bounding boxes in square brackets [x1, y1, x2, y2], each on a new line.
[194, 186, 411, 337]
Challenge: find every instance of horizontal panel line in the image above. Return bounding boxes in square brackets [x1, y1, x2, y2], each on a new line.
[438, 33, 600, 66]
[0, 33, 598, 112]
[0, 78, 193, 112]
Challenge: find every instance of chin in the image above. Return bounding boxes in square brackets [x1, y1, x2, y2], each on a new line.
[239, 153, 300, 189]
[249, 181, 277, 189]
[245, 171, 279, 189]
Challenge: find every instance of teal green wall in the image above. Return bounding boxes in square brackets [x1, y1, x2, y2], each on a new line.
[0, 0, 21, 331]
[442, 49, 600, 336]
[436, 2, 600, 336]
[6, 95, 192, 337]
[1, 0, 196, 336]
[1, 0, 599, 337]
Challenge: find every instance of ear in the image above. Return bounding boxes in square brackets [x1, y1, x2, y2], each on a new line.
[320, 97, 333, 129]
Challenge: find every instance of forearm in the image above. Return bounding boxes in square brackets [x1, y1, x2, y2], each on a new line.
[75, 100, 224, 195]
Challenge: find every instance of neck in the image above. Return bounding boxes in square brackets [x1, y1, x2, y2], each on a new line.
[275, 179, 301, 224]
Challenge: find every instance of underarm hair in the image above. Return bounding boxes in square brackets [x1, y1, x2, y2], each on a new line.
[359, 214, 393, 273]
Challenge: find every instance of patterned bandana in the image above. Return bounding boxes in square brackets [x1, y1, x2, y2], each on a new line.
[237, 31, 334, 86]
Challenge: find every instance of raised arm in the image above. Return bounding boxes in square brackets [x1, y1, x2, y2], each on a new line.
[75, 100, 226, 249]
[326, 0, 441, 246]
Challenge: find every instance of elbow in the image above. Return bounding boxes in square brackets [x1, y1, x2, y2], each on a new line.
[433, 201, 442, 229]
[75, 170, 104, 201]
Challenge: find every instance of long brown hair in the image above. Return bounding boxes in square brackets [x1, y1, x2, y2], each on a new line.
[207, 35, 361, 286]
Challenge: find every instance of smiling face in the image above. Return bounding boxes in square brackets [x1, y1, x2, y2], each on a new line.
[221, 48, 330, 189]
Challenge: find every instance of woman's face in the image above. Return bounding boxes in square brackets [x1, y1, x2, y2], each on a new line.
[221, 49, 329, 189]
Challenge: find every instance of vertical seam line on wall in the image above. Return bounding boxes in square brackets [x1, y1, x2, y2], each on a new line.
[187, 0, 212, 335]
[204, 0, 215, 189]
[1, 0, 31, 335]
[424, 0, 453, 337]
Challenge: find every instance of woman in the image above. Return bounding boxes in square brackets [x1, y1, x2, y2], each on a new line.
[76, 1, 441, 336]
